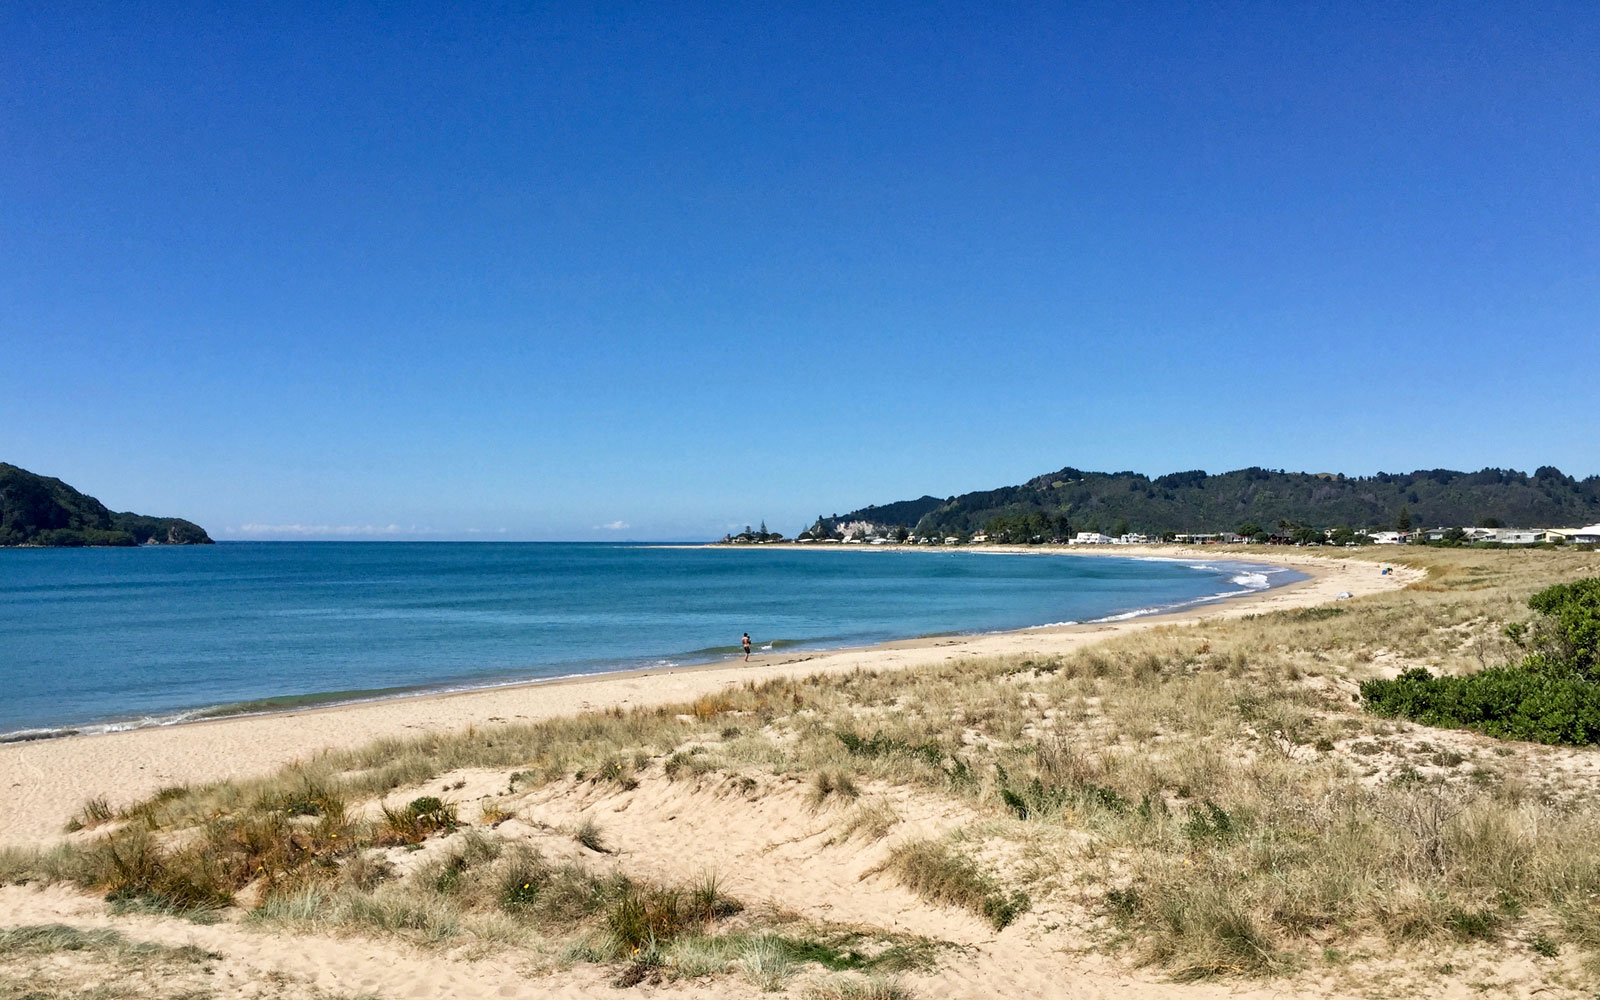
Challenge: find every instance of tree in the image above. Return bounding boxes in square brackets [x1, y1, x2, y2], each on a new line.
[1291, 525, 1324, 545]
[1396, 506, 1412, 531]
[1238, 522, 1264, 539]
[1113, 516, 1131, 537]
[1478, 517, 1503, 529]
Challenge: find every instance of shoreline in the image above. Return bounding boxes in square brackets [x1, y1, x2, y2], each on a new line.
[0, 546, 1415, 846]
[0, 545, 1301, 744]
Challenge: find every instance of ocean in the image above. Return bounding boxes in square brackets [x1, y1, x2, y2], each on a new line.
[0, 542, 1304, 739]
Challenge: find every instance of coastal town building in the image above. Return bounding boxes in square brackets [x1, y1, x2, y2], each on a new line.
[1069, 532, 1111, 545]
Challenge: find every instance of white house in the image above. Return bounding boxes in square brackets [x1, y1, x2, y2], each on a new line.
[1461, 527, 1541, 545]
[1565, 524, 1600, 545]
[1490, 529, 1541, 545]
[1069, 532, 1111, 545]
[1368, 531, 1403, 545]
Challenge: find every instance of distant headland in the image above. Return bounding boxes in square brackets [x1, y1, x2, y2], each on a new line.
[0, 463, 212, 547]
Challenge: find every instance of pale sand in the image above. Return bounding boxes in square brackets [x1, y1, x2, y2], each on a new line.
[0, 546, 1412, 847]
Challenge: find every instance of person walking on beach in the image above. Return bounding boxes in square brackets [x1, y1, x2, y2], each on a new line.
[742, 632, 752, 661]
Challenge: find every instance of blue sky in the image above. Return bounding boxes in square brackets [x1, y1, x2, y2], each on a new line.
[4, 3, 1597, 540]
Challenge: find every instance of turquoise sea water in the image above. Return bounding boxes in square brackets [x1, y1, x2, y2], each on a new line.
[0, 543, 1303, 739]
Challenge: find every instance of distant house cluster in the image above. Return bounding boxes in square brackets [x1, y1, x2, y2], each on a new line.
[1412, 525, 1600, 546]
[732, 519, 1600, 550]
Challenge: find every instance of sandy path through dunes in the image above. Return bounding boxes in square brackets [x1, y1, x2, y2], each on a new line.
[1, 549, 1414, 845]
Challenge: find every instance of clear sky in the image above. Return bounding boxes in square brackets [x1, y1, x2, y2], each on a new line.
[4, 3, 1597, 541]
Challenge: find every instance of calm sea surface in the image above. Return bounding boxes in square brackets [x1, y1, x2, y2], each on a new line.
[0, 543, 1303, 738]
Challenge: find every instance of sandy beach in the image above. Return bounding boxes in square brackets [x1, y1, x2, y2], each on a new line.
[0, 546, 1410, 848]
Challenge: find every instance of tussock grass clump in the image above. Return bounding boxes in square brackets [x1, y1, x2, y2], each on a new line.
[810, 769, 860, 805]
[478, 802, 515, 826]
[252, 842, 633, 949]
[0, 923, 216, 964]
[82, 828, 235, 914]
[419, 831, 499, 894]
[603, 879, 741, 956]
[1114, 873, 1288, 980]
[64, 796, 115, 832]
[881, 839, 1029, 930]
[574, 815, 609, 853]
[649, 928, 938, 984]
[837, 800, 900, 841]
[663, 747, 718, 780]
[805, 974, 916, 1000]
[377, 796, 457, 845]
[735, 934, 796, 991]
[494, 845, 631, 925]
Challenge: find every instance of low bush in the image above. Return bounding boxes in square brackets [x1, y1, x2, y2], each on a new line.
[1361, 667, 1600, 745]
[1362, 577, 1600, 745]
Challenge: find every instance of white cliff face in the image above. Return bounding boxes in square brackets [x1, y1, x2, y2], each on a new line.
[834, 520, 884, 540]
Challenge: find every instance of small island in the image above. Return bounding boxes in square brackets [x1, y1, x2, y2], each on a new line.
[0, 463, 213, 547]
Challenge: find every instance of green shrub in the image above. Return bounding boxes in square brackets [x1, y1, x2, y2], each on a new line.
[1527, 578, 1600, 675]
[1361, 667, 1600, 745]
[1361, 577, 1600, 745]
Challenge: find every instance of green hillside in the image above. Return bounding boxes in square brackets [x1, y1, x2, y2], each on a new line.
[0, 463, 213, 547]
[817, 466, 1600, 540]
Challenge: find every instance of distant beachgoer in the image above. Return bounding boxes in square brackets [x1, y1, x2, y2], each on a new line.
[742, 633, 752, 661]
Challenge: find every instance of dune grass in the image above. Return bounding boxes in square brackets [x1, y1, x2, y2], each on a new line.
[0, 923, 223, 1000]
[879, 839, 1030, 930]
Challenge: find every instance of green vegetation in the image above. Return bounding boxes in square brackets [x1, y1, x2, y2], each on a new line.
[978, 510, 1074, 544]
[377, 795, 458, 844]
[880, 839, 1030, 930]
[0, 923, 222, 1000]
[820, 464, 1600, 540]
[0, 462, 212, 546]
[724, 521, 786, 543]
[0, 923, 216, 963]
[1362, 577, 1600, 744]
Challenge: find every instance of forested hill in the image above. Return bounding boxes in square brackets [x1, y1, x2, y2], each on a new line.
[821, 466, 1600, 539]
[814, 495, 945, 529]
[0, 463, 213, 547]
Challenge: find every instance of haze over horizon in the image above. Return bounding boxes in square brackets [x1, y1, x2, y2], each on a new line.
[5, 4, 1597, 541]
